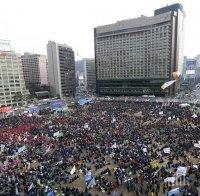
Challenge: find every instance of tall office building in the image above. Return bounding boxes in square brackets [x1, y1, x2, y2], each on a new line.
[94, 3, 185, 96]
[182, 56, 200, 88]
[0, 39, 28, 106]
[83, 58, 96, 92]
[47, 41, 76, 98]
[75, 60, 86, 85]
[21, 53, 48, 92]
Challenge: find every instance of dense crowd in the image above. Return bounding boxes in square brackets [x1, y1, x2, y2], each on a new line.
[0, 100, 200, 196]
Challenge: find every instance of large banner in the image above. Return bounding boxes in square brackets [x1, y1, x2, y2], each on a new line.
[50, 99, 64, 109]
[0, 106, 12, 113]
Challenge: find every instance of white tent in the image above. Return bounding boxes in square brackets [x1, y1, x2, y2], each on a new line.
[179, 103, 190, 108]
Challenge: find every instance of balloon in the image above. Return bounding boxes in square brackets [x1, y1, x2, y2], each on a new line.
[172, 71, 181, 80]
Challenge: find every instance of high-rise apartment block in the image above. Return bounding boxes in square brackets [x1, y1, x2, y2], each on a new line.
[21, 53, 48, 92]
[47, 41, 76, 98]
[83, 58, 96, 92]
[94, 3, 185, 96]
[0, 40, 28, 106]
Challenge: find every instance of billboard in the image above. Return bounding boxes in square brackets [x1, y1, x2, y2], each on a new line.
[186, 70, 195, 75]
[0, 39, 11, 52]
[186, 59, 196, 68]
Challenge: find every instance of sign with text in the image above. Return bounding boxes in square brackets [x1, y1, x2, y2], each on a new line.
[0, 39, 11, 51]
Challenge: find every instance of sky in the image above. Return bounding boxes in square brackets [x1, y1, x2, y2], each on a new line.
[0, 0, 198, 59]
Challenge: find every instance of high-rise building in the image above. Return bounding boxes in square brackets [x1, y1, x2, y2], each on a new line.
[182, 56, 200, 88]
[0, 40, 28, 106]
[75, 60, 86, 86]
[94, 3, 185, 96]
[47, 41, 76, 98]
[21, 53, 48, 92]
[83, 58, 96, 92]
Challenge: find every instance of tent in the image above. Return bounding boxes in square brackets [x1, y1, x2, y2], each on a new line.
[168, 188, 180, 196]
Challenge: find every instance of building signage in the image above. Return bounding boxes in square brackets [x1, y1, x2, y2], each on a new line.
[186, 70, 195, 75]
[0, 39, 11, 52]
[186, 59, 196, 68]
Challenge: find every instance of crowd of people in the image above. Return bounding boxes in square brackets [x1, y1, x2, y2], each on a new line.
[0, 100, 200, 196]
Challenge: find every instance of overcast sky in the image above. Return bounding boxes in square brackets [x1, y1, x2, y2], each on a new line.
[0, 0, 198, 59]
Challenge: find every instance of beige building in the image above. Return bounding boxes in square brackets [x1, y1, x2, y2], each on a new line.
[0, 51, 28, 106]
[21, 53, 48, 92]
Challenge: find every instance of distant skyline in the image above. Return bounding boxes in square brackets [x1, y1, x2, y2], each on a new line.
[0, 0, 198, 59]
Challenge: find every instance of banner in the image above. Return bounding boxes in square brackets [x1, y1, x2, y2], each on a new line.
[0, 106, 12, 113]
[161, 80, 176, 90]
[194, 143, 200, 148]
[164, 177, 176, 184]
[53, 131, 63, 137]
[0, 144, 5, 153]
[176, 166, 187, 176]
[143, 148, 147, 153]
[192, 114, 197, 118]
[50, 99, 64, 109]
[18, 146, 26, 153]
[84, 171, 92, 184]
[87, 177, 96, 188]
[163, 147, 170, 154]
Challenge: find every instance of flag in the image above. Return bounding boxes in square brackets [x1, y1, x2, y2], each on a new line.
[192, 114, 197, 118]
[84, 171, 92, 183]
[70, 165, 76, 175]
[84, 123, 89, 129]
[111, 117, 116, 123]
[111, 143, 117, 149]
[161, 80, 176, 90]
[28, 183, 34, 191]
[45, 146, 51, 154]
[15, 184, 19, 195]
[163, 147, 170, 154]
[87, 177, 96, 188]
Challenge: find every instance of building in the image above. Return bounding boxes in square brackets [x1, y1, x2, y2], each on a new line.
[75, 60, 86, 86]
[0, 40, 28, 106]
[181, 56, 200, 88]
[83, 58, 96, 92]
[47, 41, 76, 98]
[21, 53, 48, 93]
[94, 3, 185, 96]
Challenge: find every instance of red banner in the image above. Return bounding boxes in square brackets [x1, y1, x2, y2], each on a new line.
[0, 106, 12, 113]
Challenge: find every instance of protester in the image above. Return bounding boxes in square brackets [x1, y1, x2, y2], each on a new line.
[0, 99, 199, 195]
